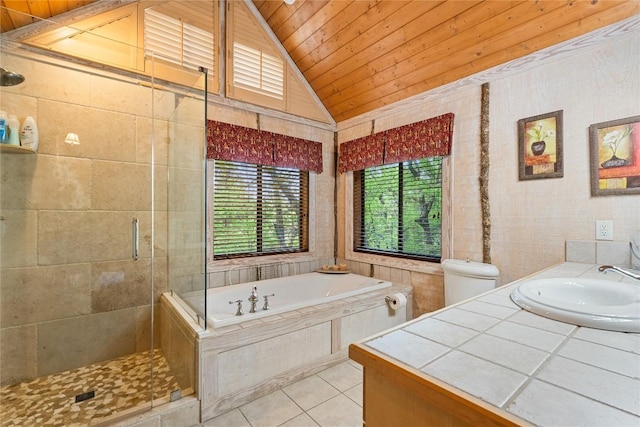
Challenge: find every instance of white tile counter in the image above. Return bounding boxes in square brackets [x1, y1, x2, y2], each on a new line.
[350, 262, 640, 426]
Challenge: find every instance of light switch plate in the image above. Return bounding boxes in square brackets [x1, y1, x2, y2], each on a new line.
[595, 220, 613, 241]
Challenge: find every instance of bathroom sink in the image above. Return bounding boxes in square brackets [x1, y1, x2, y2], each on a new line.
[511, 277, 640, 333]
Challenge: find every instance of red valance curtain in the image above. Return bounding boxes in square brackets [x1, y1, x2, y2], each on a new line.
[207, 120, 275, 165]
[338, 113, 454, 173]
[337, 134, 384, 173]
[206, 120, 323, 173]
[274, 135, 323, 172]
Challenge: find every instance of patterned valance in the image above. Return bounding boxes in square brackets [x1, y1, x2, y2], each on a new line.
[275, 135, 323, 172]
[207, 121, 274, 165]
[338, 113, 455, 173]
[206, 120, 323, 173]
[337, 134, 384, 173]
[383, 113, 454, 164]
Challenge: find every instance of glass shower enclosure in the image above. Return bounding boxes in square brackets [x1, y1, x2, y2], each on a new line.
[0, 8, 207, 424]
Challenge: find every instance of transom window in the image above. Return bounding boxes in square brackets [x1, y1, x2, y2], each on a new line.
[353, 158, 442, 261]
[144, 7, 215, 72]
[213, 160, 308, 259]
[232, 42, 284, 99]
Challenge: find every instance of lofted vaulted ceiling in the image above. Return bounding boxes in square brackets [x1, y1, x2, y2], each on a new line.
[1, 1, 638, 123]
[253, 0, 639, 122]
[0, 0, 95, 31]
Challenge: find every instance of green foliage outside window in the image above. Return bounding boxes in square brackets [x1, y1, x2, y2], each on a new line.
[213, 161, 308, 259]
[356, 158, 442, 260]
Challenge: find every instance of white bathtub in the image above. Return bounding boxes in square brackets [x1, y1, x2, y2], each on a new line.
[161, 270, 411, 420]
[180, 272, 392, 328]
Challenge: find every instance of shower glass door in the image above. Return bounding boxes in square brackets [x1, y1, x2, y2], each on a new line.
[150, 48, 208, 395]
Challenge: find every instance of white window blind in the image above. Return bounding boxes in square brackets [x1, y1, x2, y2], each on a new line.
[233, 42, 284, 99]
[354, 158, 442, 261]
[213, 160, 308, 259]
[144, 8, 214, 72]
[228, 2, 285, 103]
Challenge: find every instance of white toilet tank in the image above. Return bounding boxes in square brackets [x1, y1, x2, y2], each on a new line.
[442, 259, 499, 306]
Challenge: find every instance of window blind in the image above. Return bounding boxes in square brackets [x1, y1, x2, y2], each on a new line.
[229, 1, 285, 103]
[213, 160, 309, 259]
[144, 8, 214, 72]
[233, 42, 284, 99]
[354, 158, 442, 261]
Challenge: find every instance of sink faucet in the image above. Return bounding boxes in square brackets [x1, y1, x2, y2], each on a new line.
[248, 286, 259, 313]
[598, 265, 640, 281]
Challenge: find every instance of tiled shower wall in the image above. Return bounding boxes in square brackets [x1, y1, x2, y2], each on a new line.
[0, 54, 177, 385]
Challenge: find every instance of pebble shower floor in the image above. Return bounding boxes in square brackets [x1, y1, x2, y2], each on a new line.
[0, 349, 180, 426]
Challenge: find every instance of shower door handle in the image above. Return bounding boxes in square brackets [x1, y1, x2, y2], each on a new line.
[132, 217, 139, 261]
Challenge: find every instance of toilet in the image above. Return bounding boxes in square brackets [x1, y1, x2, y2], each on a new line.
[442, 259, 499, 306]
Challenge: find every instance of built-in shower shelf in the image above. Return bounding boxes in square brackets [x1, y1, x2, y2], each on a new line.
[0, 144, 36, 154]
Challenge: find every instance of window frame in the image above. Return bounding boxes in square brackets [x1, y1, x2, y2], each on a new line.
[344, 156, 451, 273]
[206, 160, 318, 269]
[353, 159, 443, 262]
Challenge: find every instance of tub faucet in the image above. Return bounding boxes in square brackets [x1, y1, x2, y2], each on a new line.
[229, 299, 244, 316]
[262, 293, 275, 310]
[248, 286, 259, 313]
[598, 265, 640, 282]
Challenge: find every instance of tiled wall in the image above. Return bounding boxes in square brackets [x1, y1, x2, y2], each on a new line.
[0, 54, 174, 385]
[565, 240, 633, 267]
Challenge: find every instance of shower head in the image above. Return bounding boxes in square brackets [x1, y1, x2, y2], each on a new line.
[0, 67, 25, 86]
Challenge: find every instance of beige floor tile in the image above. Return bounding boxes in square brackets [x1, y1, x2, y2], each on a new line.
[306, 394, 362, 427]
[316, 362, 362, 392]
[343, 384, 363, 407]
[204, 408, 250, 427]
[346, 360, 363, 371]
[282, 375, 340, 411]
[278, 413, 320, 427]
[239, 390, 302, 427]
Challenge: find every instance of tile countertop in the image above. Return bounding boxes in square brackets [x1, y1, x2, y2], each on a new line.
[357, 262, 640, 426]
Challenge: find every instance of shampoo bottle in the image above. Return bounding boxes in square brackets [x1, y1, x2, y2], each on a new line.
[7, 115, 20, 145]
[0, 111, 7, 143]
[20, 116, 39, 151]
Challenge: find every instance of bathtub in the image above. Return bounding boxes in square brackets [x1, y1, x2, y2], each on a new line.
[179, 272, 392, 328]
[160, 270, 412, 421]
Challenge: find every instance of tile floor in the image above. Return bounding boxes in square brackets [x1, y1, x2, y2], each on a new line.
[199, 360, 364, 427]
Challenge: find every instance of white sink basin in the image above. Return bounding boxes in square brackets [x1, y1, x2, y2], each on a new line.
[511, 277, 640, 333]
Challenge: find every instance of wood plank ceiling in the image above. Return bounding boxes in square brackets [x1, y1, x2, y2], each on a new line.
[1, 1, 638, 123]
[0, 0, 95, 31]
[253, 0, 639, 122]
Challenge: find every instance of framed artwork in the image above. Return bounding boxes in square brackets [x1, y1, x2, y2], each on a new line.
[589, 115, 640, 196]
[518, 110, 563, 180]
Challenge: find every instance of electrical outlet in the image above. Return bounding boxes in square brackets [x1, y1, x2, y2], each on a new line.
[595, 220, 613, 241]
